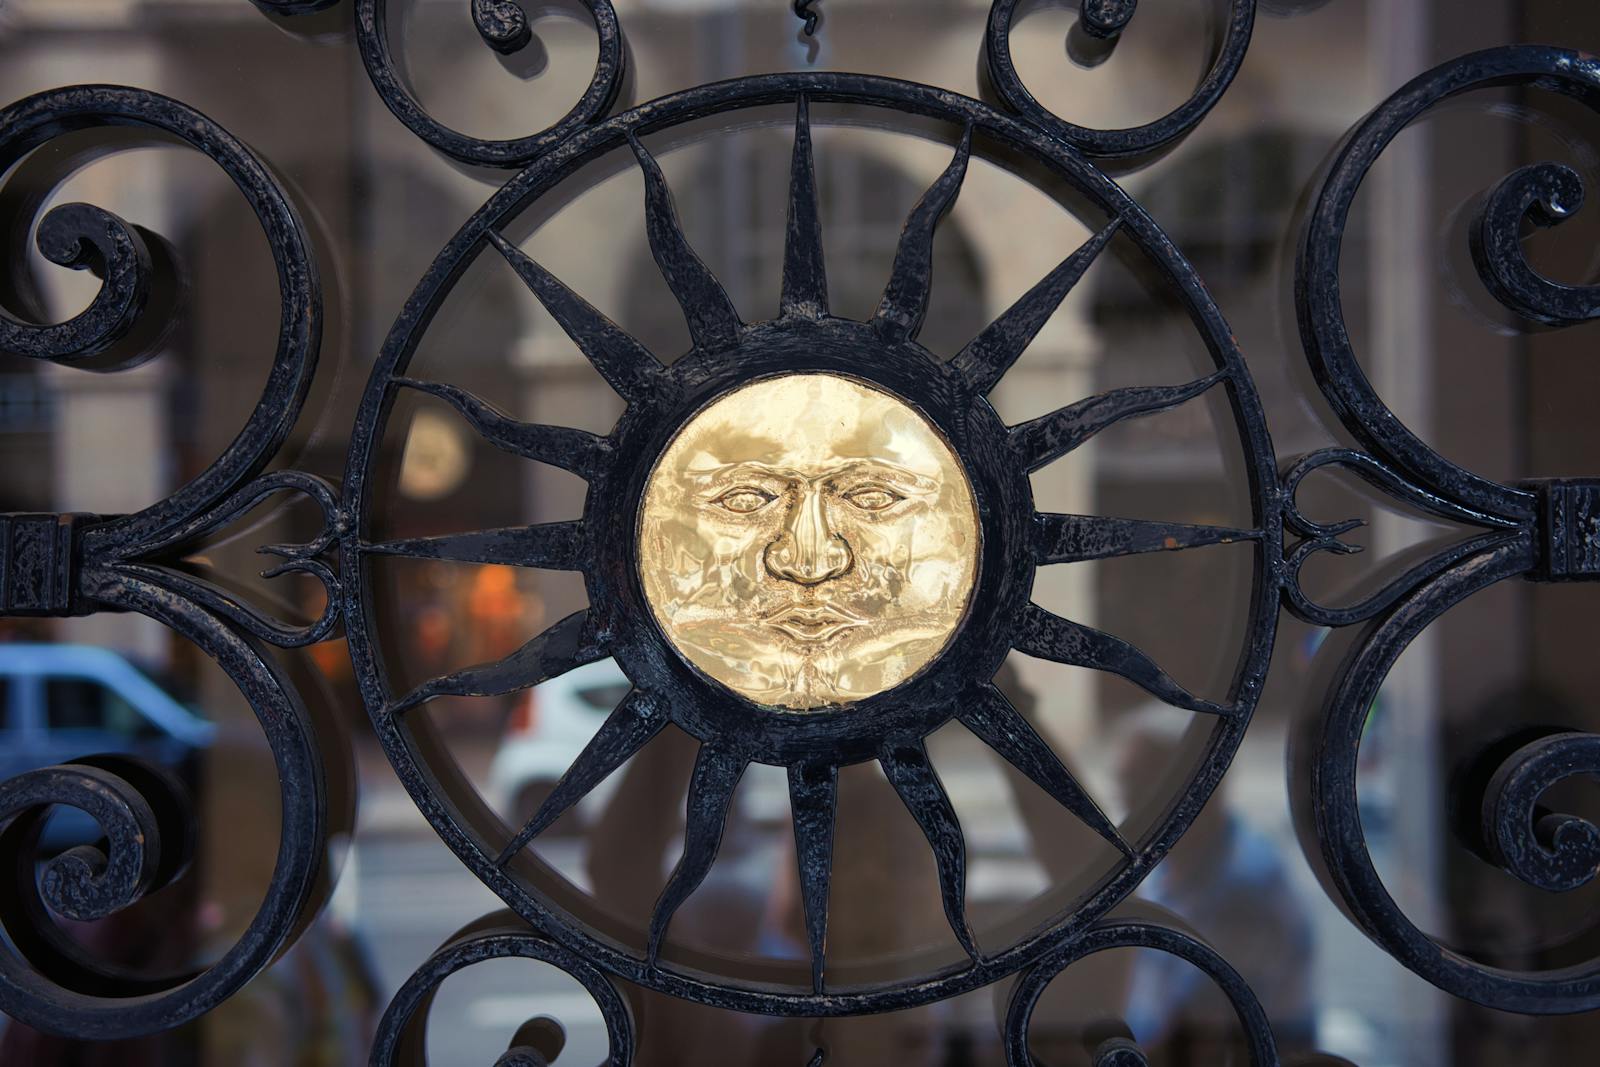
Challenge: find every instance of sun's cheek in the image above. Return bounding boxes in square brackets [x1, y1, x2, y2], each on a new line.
[844, 515, 918, 601]
[900, 508, 976, 612]
[686, 513, 774, 607]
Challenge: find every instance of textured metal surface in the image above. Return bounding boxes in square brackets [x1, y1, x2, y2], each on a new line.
[0, 514, 89, 616]
[0, 3, 1596, 1060]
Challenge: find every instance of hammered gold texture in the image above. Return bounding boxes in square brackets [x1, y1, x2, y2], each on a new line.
[637, 374, 980, 709]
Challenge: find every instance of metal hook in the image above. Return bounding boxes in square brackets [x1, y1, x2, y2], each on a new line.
[793, 0, 819, 37]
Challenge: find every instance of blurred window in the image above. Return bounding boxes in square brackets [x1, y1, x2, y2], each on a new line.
[45, 678, 160, 739]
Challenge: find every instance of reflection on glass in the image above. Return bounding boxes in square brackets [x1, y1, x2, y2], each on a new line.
[638, 374, 979, 709]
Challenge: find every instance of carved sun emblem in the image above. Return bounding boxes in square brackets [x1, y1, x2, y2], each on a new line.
[638, 374, 979, 708]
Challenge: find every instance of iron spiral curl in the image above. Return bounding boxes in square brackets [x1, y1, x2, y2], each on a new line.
[1480, 732, 1600, 895]
[1002, 913, 1279, 1066]
[371, 912, 634, 1066]
[354, 0, 625, 168]
[0, 85, 336, 1039]
[983, 0, 1256, 158]
[1293, 45, 1600, 1014]
[0, 758, 192, 928]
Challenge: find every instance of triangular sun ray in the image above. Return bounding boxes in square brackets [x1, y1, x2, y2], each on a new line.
[1034, 513, 1259, 564]
[872, 126, 973, 344]
[628, 132, 744, 352]
[952, 219, 1122, 393]
[647, 745, 749, 964]
[496, 690, 669, 866]
[486, 231, 662, 402]
[960, 686, 1132, 857]
[363, 522, 585, 570]
[879, 741, 980, 961]
[1013, 604, 1230, 717]
[780, 94, 829, 320]
[1010, 372, 1226, 473]
[389, 609, 606, 714]
[787, 760, 838, 994]
[395, 377, 610, 481]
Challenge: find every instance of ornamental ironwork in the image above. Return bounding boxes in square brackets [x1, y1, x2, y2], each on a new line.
[0, 2, 1596, 1064]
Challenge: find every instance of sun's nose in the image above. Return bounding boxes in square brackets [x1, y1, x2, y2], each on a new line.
[764, 487, 853, 584]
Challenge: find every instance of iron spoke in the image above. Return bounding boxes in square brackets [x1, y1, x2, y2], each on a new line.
[395, 377, 610, 480]
[647, 745, 749, 964]
[872, 126, 972, 344]
[487, 231, 662, 402]
[779, 94, 829, 320]
[1013, 604, 1229, 716]
[1034, 512, 1257, 564]
[961, 686, 1132, 857]
[880, 740, 980, 961]
[496, 689, 669, 866]
[787, 760, 839, 993]
[363, 522, 585, 570]
[629, 133, 744, 352]
[952, 219, 1121, 392]
[1010, 372, 1225, 473]
[390, 609, 606, 714]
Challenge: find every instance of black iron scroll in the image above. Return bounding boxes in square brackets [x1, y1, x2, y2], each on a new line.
[1288, 46, 1600, 1016]
[0, 86, 338, 1038]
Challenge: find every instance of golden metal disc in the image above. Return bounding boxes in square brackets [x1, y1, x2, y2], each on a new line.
[637, 373, 980, 709]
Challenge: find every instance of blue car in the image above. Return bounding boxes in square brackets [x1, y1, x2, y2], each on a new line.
[0, 643, 215, 846]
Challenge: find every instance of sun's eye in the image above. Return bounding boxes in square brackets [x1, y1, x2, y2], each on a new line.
[712, 486, 777, 514]
[843, 485, 903, 512]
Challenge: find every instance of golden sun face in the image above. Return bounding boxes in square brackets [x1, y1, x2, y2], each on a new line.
[637, 373, 980, 709]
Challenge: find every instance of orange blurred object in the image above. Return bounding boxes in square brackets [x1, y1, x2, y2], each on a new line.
[506, 692, 539, 736]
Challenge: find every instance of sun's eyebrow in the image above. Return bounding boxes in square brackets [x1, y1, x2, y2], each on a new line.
[825, 460, 939, 491]
[683, 461, 807, 483]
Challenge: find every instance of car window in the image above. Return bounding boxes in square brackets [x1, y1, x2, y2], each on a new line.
[573, 682, 631, 713]
[45, 678, 162, 739]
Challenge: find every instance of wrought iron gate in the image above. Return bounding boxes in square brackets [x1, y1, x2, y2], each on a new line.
[0, 1, 1597, 1063]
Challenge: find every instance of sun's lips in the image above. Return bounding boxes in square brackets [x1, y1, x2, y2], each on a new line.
[765, 603, 863, 642]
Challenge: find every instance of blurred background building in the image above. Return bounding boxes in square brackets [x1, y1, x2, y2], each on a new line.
[2, 0, 1599, 1064]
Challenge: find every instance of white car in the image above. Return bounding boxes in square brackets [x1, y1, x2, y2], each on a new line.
[488, 658, 791, 834]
